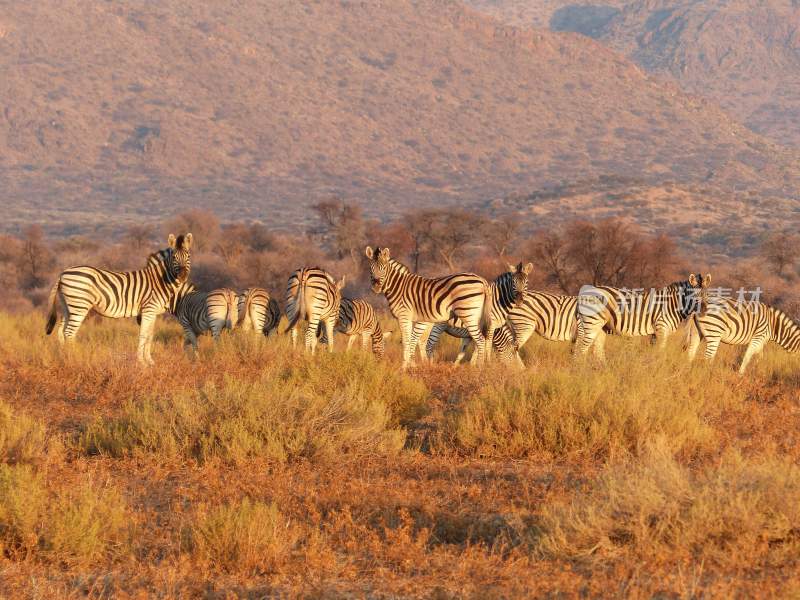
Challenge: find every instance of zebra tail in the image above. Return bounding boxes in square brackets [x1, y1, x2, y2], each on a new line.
[480, 283, 493, 338]
[225, 293, 236, 331]
[284, 279, 306, 333]
[45, 282, 59, 335]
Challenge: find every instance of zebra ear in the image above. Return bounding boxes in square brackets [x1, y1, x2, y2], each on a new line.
[365, 246, 375, 259]
[336, 275, 346, 290]
[702, 274, 711, 288]
[183, 233, 193, 250]
[688, 273, 698, 286]
[523, 262, 533, 275]
[507, 263, 516, 273]
[168, 234, 177, 249]
[378, 247, 390, 261]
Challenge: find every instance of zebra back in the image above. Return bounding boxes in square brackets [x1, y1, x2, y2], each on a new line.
[285, 267, 345, 332]
[239, 287, 281, 336]
[337, 297, 385, 357]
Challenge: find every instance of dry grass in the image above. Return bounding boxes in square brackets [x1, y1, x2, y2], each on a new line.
[0, 310, 799, 596]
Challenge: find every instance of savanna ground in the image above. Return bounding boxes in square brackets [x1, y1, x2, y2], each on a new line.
[1, 311, 799, 598]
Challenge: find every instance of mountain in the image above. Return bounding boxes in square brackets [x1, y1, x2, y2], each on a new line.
[466, 0, 800, 148]
[0, 0, 798, 237]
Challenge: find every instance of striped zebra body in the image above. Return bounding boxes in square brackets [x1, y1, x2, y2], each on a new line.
[238, 288, 281, 337]
[45, 234, 193, 365]
[491, 291, 581, 364]
[365, 246, 493, 367]
[425, 263, 532, 364]
[174, 287, 239, 355]
[685, 298, 800, 373]
[285, 267, 345, 354]
[574, 274, 708, 360]
[319, 297, 387, 357]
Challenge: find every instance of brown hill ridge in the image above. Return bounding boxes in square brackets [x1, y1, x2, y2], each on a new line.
[0, 0, 798, 236]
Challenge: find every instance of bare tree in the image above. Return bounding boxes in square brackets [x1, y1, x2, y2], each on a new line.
[482, 214, 520, 260]
[311, 198, 366, 266]
[18, 225, 54, 290]
[422, 209, 486, 272]
[124, 224, 156, 252]
[527, 230, 573, 293]
[761, 232, 800, 278]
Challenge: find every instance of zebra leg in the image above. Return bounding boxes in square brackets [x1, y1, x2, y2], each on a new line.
[398, 319, 415, 367]
[290, 325, 298, 349]
[425, 323, 446, 361]
[137, 312, 157, 365]
[458, 337, 472, 365]
[591, 330, 607, 362]
[183, 328, 199, 360]
[61, 301, 91, 343]
[484, 325, 496, 363]
[361, 332, 370, 351]
[408, 322, 429, 365]
[305, 317, 321, 354]
[738, 337, 766, 374]
[573, 318, 599, 359]
[324, 319, 336, 353]
[347, 334, 356, 351]
[685, 327, 701, 362]
[703, 336, 721, 363]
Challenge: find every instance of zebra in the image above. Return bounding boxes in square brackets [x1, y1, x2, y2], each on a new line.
[684, 296, 800, 374]
[574, 274, 709, 360]
[172, 287, 239, 356]
[365, 246, 493, 367]
[318, 297, 390, 357]
[238, 287, 281, 337]
[424, 262, 532, 364]
[45, 233, 193, 365]
[285, 267, 345, 354]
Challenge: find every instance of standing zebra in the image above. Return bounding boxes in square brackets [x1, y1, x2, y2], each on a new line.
[574, 274, 709, 360]
[685, 297, 800, 373]
[318, 297, 389, 357]
[173, 287, 239, 356]
[425, 262, 532, 364]
[364, 246, 493, 367]
[238, 287, 281, 337]
[45, 233, 193, 365]
[285, 268, 345, 354]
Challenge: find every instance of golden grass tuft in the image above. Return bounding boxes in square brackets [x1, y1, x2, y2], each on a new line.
[537, 441, 800, 567]
[191, 498, 296, 575]
[0, 400, 47, 464]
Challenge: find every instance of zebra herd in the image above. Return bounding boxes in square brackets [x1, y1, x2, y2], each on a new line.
[44, 234, 800, 373]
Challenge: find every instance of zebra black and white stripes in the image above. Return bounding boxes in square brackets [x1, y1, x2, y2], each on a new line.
[425, 262, 532, 363]
[365, 246, 493, 367]
[45, 233, 193, 364]
[319, 297, 388, 357]
[238, 288, 281, 338]
[285, 267, 345, 354]
[574, 274, 708, 360]
[173, 287, 239, 356]
[685, 297, 800, 373]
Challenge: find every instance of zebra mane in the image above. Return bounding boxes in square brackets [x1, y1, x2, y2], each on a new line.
[386, 257, 411, 274]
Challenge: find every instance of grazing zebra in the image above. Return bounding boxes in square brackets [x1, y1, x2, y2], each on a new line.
[365, 246, 493, 367]
[45, 233, 193, 365]
[173, 287, 239, 356]
[318, 297, 389, 357]
[574, 274, 709, 360]
[424, 262, 532, 363]
[685, 297, 800, 373]
[238, 288, 281, 337]
[285, 268, 345, 354]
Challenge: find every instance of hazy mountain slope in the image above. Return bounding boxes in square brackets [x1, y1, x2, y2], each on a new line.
[466, 0, 800, 148]
[0, 0, 797, 236]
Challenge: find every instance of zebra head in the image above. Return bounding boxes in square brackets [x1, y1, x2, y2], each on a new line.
[507, 262, 533, 307]
[365, 246, 391, 293]
[166, 233, 193, 284]
[685, 272, 712, 314]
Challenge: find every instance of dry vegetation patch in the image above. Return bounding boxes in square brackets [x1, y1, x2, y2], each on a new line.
[0, 311, 799, 596]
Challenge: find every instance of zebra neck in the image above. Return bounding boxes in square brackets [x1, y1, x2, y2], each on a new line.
[492, 273, 515, 311]
[146, 251, 180, 286]
[382, 260, 415, 302]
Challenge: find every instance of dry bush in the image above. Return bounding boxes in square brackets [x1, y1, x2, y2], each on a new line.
[0, 464, 46, 559]
[43, 481, 128, 566]
[0, 400, 46, 464]
[446, 340, 733, 460]
[191, 498, 296, 574]
[537, 443, 800, 569]
[79, 349, 428, 463]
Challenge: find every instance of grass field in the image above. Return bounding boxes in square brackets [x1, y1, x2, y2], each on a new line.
[0, 311, 798, 597]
